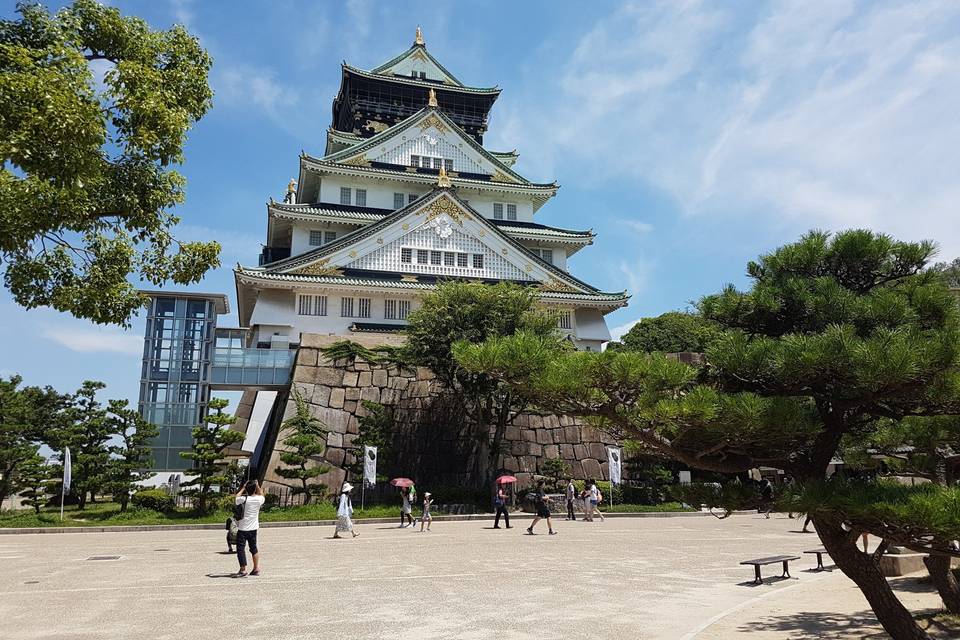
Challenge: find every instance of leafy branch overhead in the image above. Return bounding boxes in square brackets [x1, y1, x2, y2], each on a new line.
[0, 1, 218, 325]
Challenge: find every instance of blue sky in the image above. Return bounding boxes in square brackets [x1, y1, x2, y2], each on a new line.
[3, 0, 960, 408]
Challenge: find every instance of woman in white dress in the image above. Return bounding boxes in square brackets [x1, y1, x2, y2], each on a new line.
[334, 482, 359, 539]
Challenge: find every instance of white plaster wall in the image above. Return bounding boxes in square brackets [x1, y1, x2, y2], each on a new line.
[318, 178, 428, 210]
[291, 222, 360, 257]
[574, 308, 612, 341]
[517, 241, 567, 270]
[387, 57, 451, 84]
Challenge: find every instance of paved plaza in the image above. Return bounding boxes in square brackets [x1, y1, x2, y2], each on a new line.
[0, 514, 949, 639]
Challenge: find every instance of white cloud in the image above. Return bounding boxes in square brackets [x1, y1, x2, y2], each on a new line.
[42, 325, 142, 356]
[609, 318, 641, 341]
[616, 258, 653, 297]
[620, 219, 654, 235]
[214, 64, 300, 115]
[174, 224, 262, 267]
[501, 0, 960, 260]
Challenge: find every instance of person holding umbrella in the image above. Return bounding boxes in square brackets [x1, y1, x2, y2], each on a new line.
[391, 477, 417, 529]
[333, 482, 359, 539]
[493, 475, 515, 529]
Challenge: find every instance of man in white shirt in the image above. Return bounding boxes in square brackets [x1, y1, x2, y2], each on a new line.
[234, 480, 266, 577]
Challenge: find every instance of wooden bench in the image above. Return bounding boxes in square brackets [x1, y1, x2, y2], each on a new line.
[804, 548, 829, 571]
[740, 555, 800, 584]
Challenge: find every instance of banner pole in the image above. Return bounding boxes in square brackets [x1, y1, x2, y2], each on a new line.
[361, 481, 365, 511]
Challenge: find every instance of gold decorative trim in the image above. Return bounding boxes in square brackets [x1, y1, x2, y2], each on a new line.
[402, 223, 409, 230]
[490, 170, 517, 184]
[418, 113, 449, 134]
[376, 237, 384, 244]
[349, 251, 357, 258]
[341, 154, 371, 167]
[479, 229, 486, 237]
[411, 48, 428, 63]
[537, 277, 579, 293]
[428, 88, 438, 107]
[416, 194, 471, 224]
[401, 274, 419, 282]
[501, 248, 508, 255]
[436, 165, 451, 188]
[291, 259, 345, 278]
[415, 25, 424, 46]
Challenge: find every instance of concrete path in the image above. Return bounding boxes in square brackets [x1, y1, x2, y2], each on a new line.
[0, 514, 945, 639]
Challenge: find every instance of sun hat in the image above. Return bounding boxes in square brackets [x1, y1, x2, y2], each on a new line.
[424, 492, 431, 497]
[341, 482, 354, 493]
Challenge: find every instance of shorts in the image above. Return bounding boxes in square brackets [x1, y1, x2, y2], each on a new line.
[536, 505, 551, 518]
[590, 500, 598, 506]
[421, 512, 432, 521]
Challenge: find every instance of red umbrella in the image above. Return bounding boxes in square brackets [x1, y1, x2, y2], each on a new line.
[390, 477, 414, 487]
[496, 475, 518, 485]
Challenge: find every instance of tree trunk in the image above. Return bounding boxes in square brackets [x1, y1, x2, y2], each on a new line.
[815, 515, 931, 640]
[924, 553, 960, 614]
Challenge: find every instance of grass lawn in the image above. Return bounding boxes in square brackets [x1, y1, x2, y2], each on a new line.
[0, 501, 694, 528]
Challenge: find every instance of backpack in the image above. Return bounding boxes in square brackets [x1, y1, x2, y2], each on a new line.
[233, 497, 246, 520]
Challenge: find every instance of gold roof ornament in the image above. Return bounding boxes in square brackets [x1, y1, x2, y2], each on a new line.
[415, 25, 425, 46]
[428, 88, 438, 107]
[436, 164, 452, 188]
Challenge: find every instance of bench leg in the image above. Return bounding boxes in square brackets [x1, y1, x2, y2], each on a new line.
[816, 553, 824, 571]
[782, 560, 791, 579]
[753, 565, 762, 585]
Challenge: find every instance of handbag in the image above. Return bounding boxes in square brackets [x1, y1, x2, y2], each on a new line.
[233, 496, 247, 520]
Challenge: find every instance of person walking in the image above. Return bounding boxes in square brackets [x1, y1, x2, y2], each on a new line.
[493, 483, 512, 529]
[399, 486, 415, 528]
[526, 480, 556, 536]
[565, 478, 577, 521]
[420, 492, 433, 532]
[234, 479, 265, 577]
[759, 479, 774, 519]
[593, 483, 606, 522]
[334, 482, 360, 539]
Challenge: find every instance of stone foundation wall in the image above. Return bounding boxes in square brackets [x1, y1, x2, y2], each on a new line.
[261, 334, 619, 492]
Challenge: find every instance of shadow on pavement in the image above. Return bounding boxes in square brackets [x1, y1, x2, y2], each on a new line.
[205, 573, 239, 579]
[736, 576, 796, 588]
[738, 607, 960, 639]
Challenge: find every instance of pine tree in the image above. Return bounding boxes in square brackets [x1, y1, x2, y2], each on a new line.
[104, 399, 159, 512]
[179, 398, 242, 513]
[274, 391, 330, 504]
[48, 381, 111, 510]
[17, 454, 51, 514]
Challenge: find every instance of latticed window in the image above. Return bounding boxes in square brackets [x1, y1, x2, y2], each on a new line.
[401, 248, 412, 263]
[309, 230, 323, 246]
[324, 231, 337, 245]
[444, 159, 454, 172]
[340, 297, 354, 317]
[444, 252, 455, 266]
[507, 204, 517, 220]
[394, 192, 405, 209]
[558, 311, 573, 330]
[358, 298, 371, 318]
[417, 249, 429, 264]
[430, 251, 442, 265]
[340, 187, 351, 205]
[398, 300, 411, 320]
[355, 189, 367, 207]
[384, 299, 397, 320]
[408, 193, 418, 204]
[493, 203, 503, 219]
[540, 249, 553, 264]
[457, 253, 468, 268]
[298, 295, 327, 316]
[473, 254, 484, 269]
[410, 155, 420, 168]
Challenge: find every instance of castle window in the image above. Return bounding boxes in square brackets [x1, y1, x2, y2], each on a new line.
[444, 159, 454, 172]
[298, 294, 327, 317]
[324, 231, 337, 245]
[507, 204, 517, 221]
[473, 254, 484, 269]
[457, 253, 468, 268]
[384, 299, 397, 320]
[340, 297, 354, 317]
[355, 189, 367, 207]
[357, 298, 371, 319]
[394, 192, 405, 209]
[417, 249, 429, 264]
[443, 252, 455, 266]
[493, 203, 503, 220]
[558, 311, 572, 330]
[410, 155, 420, 168]
[308, 230, 323, 246]
[401, 248, 412, 263]
[408, 193, 418, 204]
[339, 187, 351, 205]
[540, 249, 553, 264]
[430, 251, 442, 265]
[398, 300, 411, 319]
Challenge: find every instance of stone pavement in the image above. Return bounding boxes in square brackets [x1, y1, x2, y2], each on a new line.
[0, 514, 946, 639]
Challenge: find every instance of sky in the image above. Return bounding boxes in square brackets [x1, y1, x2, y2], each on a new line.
[3, 0, 960, 409]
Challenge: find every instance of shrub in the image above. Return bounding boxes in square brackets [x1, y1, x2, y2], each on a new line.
[130, 489, 175, 512]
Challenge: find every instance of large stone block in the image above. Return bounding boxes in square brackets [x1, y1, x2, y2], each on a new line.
[346, 416, 359, 434]
[296, 349, 318, 367]
[564, 426, 581, 444]
[291, 382, 314, 400]
[329, 388, 345, 409]
[503, 456, 520, 472]
[343, 434, 357, 449]
[408, 381, 431, 398]
[512, 441, 527, 456]
[342, 371, 359, 387]
[574, 444, 589, 460]
[315, 367, 345, 387]
[372, 368, 388, 387]
[589, 443, 607, 460]
[505, 426, 521, 442]
[311, 385, 331, 407]
[292, 365, 314, 383]
[326, 448, 345, 467]
[526, 442, 543, 457]
[327, 432, 344, 448]
[582, 458, 602, 479]
[320, 409, 350, 434]
[345, 387, 361, 401]
[536, 429, 553, 445]
[357, 371, 372, 387]
[519, 456, 537, 473]
[389, 376, 409, 390]
[354, 361, 371, 371]
[560, 444, 575, 459]
[360, 387, 381, 403]
[521, 429, 537, 443]
[543, 444, 559, 459]
[343, 401, 357, 413]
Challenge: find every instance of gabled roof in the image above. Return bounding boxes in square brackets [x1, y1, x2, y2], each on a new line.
[256, 187, 616, 299]
[318, 106, 546, 187]
[369, 34, 464, 86]
[490, 150, 519, 167]
[341, 64, 500, 95]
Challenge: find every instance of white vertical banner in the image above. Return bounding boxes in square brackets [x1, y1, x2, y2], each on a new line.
[62, 448, 72, 492]
[363, 446, 377, 486]
[607, 447, 622, 485]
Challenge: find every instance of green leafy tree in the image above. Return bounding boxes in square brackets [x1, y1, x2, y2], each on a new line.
[16, 454, 51, 514]
[274, 391, 330, 504]
[609, 311, 723, 353]
[0, 1, 218, 325]
[0, 375, 65, 505]
[103, 399, 158, 512]
[458, 230, 960, 640]
[404, 281, 562, 486]
[345, 400, 394, 483]
[49, 380, 111, 510]
[179, 398, 242, 513]
[541, 457, 570, 491]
